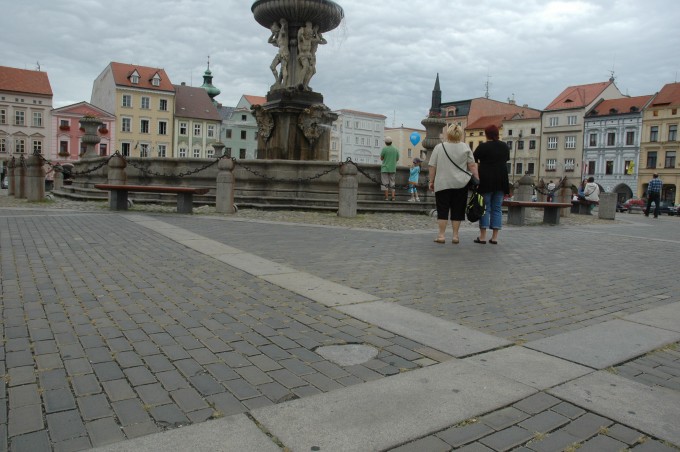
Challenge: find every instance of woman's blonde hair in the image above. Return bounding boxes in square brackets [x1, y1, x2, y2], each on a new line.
[446, 124, 463, 143]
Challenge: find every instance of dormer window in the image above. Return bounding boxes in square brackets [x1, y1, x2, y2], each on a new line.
[129, 70, 140, 84]
[151, 73, 161, 87]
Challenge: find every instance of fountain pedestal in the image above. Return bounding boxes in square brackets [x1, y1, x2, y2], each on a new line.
[252, 0, 343, 161]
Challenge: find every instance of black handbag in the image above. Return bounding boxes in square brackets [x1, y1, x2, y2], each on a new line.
[466, 189, 486, 222]
[442, 144, 478, 189]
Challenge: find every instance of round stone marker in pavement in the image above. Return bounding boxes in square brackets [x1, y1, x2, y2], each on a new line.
[316, 344, 379, 366]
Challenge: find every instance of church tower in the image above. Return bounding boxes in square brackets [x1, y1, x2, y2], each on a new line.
[430, 73, 441, 116]
[201, 57, 221, 105]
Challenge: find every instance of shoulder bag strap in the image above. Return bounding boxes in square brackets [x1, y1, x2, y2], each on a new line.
[442, 143, 471, 177]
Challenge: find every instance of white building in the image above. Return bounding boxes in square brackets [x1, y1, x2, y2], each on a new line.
[583, 95, 654, 201]
[331, 109, 386, 163]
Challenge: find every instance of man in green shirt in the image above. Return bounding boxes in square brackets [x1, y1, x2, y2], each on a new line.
[380, 136, 399, 201]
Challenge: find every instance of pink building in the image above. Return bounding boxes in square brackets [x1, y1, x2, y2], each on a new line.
[50, 102, 116, 176]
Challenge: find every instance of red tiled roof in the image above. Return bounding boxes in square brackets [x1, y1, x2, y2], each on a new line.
[651, 82, 680, 107]
[0, 65, 53, 96]
[466, 114, 509, 130]
[545, 81, 612, 111]
[109, 62, 174, 92]
[244, 95, 266, 106]
[174, 84, 221, 121]
[338, 109, 387, 119]
[586, 95, 654, 117]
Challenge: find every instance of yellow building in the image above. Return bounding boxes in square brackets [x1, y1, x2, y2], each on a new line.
[91, 62, 175, 158]
[384, 126, 425, 166]
[639, 82, 680, 203]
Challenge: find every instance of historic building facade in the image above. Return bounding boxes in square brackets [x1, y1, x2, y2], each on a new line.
[502, 112, 542, 183]
[583, 95, 654, 202]
[173, 83, 222, 159]
[331, 109, 386, 164]
[91, 62, 175, 158]
[51, 102, 116, 165]
[0, 65, 53, 183]
[539, 81, 623, 181]
[219, 95, 263, 160]
[639, 82, 680, 204]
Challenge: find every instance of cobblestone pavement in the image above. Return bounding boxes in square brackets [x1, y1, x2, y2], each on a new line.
[388, 392, 678, 451]
[1, 192, 679, 451]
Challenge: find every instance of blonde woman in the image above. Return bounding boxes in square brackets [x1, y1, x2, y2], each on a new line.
[428, 124, 479, 244]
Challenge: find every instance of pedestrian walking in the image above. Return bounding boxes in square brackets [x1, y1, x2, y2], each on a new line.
[645, 173, 662, 218]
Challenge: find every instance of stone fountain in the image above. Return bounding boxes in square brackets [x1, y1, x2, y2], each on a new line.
[251, 0, 343, 160]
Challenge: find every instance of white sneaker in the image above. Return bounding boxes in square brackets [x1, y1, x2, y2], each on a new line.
[408, 198, 415, 202]
[416, 198, 421, 202]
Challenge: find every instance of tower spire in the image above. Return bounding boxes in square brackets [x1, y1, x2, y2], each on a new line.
[201, 58, 221, 105]
[430, 73, 442, 115]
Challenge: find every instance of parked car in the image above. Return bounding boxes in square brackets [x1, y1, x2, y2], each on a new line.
[658, 201, 677, 216]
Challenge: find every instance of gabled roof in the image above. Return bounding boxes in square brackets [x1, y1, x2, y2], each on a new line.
[243, 95, 266, 106]
[52, 101, 115, 118]
[466, 114, 509, 130]
[650, 82, 680, 108]
[217, 105, 235, 121]
[109, 62, 174, 92]
[545, 81, 613, 111]
[586, 95, 654, 117]
[174, 84, 221, 121]
[0, 65, 53, 96]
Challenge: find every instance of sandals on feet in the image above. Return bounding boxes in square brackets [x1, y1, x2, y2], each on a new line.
[434, 238, 446, 244]
[474, 238, 486, 244]
[489, 240, 498, 245]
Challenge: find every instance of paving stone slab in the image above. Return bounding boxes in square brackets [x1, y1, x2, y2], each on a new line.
[175, 238, 242, 256]
[624, 302, 680, 333]
[465, 346, 593, 389]
[216, 253, 298, 276]
[252, 360, 536, 452]
[338, 301, 510, 357]
[262, 272, 380, 307]
[90, 413, 280, 452]
[548, 370, 680, 446]
[525, 319, 680, 369]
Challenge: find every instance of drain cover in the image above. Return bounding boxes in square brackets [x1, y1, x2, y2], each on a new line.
[316, 344, 379, 366]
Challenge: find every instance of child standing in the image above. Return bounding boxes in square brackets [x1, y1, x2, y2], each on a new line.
[408, 158, 422, 202]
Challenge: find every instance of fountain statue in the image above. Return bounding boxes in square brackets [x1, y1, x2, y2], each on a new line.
[252, 0, 343, 160]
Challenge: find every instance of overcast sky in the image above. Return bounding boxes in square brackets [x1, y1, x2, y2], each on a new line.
[4, 0, 679, 129]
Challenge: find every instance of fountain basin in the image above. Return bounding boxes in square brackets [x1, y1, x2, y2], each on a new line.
[252, 0, 344, 32]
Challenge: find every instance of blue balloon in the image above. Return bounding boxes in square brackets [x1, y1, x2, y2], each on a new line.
[410, 132, 421, 146]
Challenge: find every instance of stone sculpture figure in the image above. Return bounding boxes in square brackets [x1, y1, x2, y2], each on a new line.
[268, 18, 289, 87]
[298, 104, 334, 147]
[252, 104, 275, 142]
[297, 21, 316, 90]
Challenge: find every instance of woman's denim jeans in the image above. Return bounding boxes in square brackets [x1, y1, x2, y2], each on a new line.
[480, 191, 504, 229]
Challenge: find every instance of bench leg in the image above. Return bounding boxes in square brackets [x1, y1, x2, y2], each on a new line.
[506, 206, 525, 225]
[109, 190, 129, 211]
[543, 207, 561, 225]
[176, 193, 194, 214]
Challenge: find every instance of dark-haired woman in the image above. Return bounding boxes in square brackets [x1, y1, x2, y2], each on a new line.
[473, 125, 510, 245]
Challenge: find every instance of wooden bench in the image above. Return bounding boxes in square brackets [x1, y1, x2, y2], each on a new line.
[571, 199, 598, 215]
[503, 200, 572, 225]
[94, 184, 211, 214]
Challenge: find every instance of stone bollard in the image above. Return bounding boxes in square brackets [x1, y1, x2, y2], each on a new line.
[598, 192, 617, 220]
[106, 154, 128, 209]
[26, 154, 46, 201]
[513, 174, 534, 201]
[16, 156, 26, 199]
[107, 154, 127, 185]
[216, 157, 236, 214]
[8, 157, 15, 196]
[53, 166, 64, 191]
[338, 162, 358, 218]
